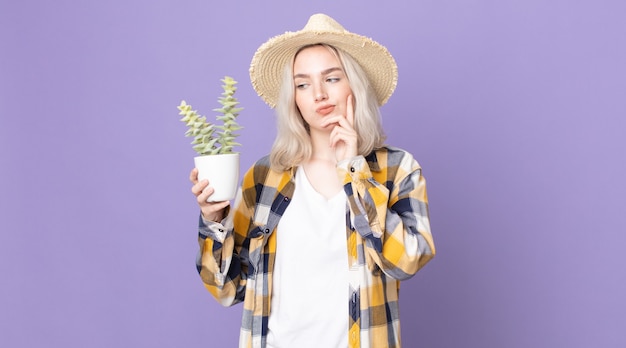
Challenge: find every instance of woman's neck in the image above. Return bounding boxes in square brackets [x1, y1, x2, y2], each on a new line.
[308, 130, 336, 164]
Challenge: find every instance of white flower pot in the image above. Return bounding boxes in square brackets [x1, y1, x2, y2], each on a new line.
[194, 153, 240, 202]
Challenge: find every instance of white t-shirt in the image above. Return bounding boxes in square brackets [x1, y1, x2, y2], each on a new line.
[266, 166, 349, 348]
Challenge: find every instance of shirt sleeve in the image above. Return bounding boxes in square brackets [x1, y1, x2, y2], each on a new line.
[337, 151, 435, 280]
[196, 184, 252, 307]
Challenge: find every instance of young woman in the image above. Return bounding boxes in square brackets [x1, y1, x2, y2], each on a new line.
[189, 13, 436, 348]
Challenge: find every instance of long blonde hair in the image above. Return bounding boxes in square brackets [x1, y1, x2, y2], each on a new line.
[269, 44, 386, 172]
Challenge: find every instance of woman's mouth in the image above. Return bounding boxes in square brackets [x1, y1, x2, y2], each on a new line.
[316, 105, 335, 115]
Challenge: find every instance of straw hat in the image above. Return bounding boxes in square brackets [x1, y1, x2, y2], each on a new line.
[249, 13, 398, 108]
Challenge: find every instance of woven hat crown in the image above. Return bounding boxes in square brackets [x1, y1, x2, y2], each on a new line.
[249, 13, 398, 108]
[302, 13, 348, 33]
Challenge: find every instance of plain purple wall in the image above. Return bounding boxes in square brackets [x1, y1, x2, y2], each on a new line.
[1, 1, 625, 347]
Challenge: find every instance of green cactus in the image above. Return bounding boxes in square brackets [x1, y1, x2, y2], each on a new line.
[178, 76, 243, 155]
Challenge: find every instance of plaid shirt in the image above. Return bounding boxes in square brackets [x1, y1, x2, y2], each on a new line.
[196, 146, 435, 348]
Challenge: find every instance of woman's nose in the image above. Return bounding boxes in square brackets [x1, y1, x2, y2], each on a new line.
[314, 83, 328, 102]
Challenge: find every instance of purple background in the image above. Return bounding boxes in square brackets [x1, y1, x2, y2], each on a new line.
[2, 1, 625, 347]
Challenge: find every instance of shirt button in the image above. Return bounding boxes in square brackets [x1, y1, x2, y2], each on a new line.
[350, 167, 355, 172]
[264, 228, 270, 234]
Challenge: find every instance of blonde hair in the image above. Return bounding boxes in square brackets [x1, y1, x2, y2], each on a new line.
[269, 44, 386, 171]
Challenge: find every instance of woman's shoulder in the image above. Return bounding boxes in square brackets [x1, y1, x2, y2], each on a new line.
[253, 154, 272, 169]
[243, 155, 290, 182]
[373, 145, 411, 156]
[370, 145, 421, 169]
[242, 155, 271, 178]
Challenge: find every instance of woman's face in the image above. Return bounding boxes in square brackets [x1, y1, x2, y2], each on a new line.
[293, 45, 353, 133]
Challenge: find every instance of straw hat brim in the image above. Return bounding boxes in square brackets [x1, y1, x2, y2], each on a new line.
[249, 16, 398, 109]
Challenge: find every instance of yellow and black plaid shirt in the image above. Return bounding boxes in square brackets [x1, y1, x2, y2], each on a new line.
[197, 146, 435, 348]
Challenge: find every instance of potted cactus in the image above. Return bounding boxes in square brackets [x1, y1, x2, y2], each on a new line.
[178, 76, 243, 202]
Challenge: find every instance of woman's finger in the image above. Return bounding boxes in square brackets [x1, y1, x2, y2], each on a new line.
[346, 94, 354, 127]
[330, 121, 356, 145]
[189, 168, 199, 184]
[197, 185, 214, 204]
[191, 179, 209, 196]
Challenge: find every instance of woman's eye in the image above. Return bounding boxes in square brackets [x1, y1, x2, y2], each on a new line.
[296, 83, 308, 89]
[327, 77, 340, 83]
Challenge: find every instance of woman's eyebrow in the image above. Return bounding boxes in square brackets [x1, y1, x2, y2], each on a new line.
[294, 67, 343, 79]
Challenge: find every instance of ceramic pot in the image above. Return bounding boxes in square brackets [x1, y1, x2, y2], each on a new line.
[194, 153, 239, 202]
